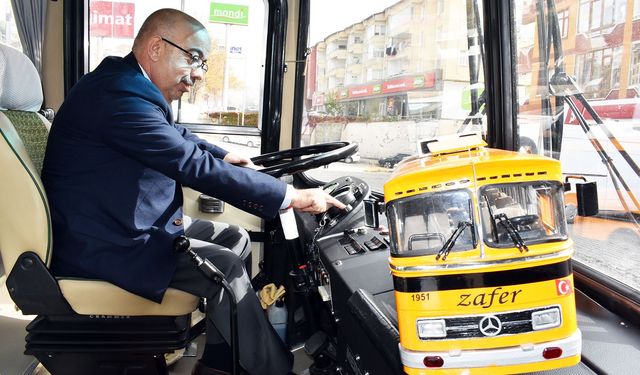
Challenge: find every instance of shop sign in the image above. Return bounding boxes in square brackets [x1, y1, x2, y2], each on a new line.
[349, 86, 372, 98]
[210, 2, 249, 26]
[341, 72, 436, 100]
[90, 1, 135, 38]
[383, 78, 410, 93]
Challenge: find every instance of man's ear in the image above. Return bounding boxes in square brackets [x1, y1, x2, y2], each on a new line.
[148, 36, 163, 62]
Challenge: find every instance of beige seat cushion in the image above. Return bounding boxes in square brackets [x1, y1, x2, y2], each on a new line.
[58, 279, 199, 316]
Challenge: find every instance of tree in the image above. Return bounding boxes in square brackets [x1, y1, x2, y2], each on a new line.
[188, 38, 242, 106]
[324, 91, 344, 116]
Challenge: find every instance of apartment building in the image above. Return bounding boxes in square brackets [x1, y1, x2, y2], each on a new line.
[306, 0, 480, 121]
[519, 0, 640, 114]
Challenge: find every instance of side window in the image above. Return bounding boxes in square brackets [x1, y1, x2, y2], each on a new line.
[87, 0, 266, 156]
[514, 0, 640, 292]
[0, 1, 22, 51]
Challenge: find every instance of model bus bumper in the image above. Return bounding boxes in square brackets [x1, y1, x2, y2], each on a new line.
[399, 329, 581, 370]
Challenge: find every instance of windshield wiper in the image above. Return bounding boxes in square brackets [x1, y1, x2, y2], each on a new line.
[436, 221, 474, 261]
[494, 213, 529, 252]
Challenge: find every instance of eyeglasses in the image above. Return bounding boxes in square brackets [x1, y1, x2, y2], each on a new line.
[161, 37, 208, 73]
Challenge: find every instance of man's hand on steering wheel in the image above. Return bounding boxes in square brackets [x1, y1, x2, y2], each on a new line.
[290, 188, 346, 215]
[223, 152, 258, 169]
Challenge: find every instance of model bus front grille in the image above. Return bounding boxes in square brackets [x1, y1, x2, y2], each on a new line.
[430, 306, 560, 340]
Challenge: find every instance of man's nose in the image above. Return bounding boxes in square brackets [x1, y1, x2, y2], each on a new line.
[191, 67, 205, 81]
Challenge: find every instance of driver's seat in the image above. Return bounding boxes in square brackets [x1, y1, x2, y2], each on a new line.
[0, 44, 201, 374]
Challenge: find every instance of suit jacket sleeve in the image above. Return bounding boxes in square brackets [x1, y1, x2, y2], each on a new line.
[100, 90, 285, 218]
[174, 122, 229, 159]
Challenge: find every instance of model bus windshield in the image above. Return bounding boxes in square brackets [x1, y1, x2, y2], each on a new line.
[479, 182, 568, 248]
[386, 189, 476, 256]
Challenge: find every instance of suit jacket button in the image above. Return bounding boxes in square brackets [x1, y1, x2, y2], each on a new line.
[173, 218, 183, 226]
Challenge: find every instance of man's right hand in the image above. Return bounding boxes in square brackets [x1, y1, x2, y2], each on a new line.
[289, 188, 346, 215]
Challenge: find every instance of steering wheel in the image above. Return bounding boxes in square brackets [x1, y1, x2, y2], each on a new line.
[251, 142, 358, 178]
[509, 214, 539, 227]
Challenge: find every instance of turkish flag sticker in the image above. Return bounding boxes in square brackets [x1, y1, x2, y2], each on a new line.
[556, 279, 573, 296]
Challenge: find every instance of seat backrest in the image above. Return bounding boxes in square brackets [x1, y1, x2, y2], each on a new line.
[0, 43, 52, 274]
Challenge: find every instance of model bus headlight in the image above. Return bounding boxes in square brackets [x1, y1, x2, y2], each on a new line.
[532, 307, 561, 330]
[417, 319, 447, 339]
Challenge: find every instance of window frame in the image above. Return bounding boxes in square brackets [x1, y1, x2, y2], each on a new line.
[65, 0, 287, 153]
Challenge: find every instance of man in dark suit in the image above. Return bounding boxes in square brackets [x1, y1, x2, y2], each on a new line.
[42, 8, 343, 375]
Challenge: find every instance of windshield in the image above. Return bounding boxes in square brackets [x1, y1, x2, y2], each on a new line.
[386, 189, 476, 256]
[303, 0, 486, 191]
[479, 182, 568, 248]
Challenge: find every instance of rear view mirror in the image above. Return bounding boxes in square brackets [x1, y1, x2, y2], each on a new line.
[565, 176, 598, 217]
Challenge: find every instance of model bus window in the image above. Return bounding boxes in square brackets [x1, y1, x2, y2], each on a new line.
[479, 182, 568, 248]
[386, 189, 476, 256]
[514, 0, 640, 291]
[87, 0, 266, 153]
[302, 0, 487, 189]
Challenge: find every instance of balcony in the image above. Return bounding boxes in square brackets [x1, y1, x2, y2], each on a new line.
[365, 58, 384, 69]
[328, 48, 347, 60]
[348, 43, 363, 55]
[388, 22, 411, 38]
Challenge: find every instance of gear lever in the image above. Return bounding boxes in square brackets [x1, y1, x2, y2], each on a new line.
[173, 236, 240, 375]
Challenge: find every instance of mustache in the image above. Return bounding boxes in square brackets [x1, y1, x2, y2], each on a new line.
[180, 76, 194, 86]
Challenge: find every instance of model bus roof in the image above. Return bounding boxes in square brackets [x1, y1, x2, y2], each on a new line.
[384, 148, 563, 202]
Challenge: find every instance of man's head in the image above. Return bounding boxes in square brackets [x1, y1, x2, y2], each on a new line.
[132, 9, 211, 103]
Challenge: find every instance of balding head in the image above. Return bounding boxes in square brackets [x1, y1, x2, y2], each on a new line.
[131, 9, 211, 103]
[132, 9, 206, 52]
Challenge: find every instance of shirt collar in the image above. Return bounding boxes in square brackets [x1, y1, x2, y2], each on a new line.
[138, 63, 150, 80]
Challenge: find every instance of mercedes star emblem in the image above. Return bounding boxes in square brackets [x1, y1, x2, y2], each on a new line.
[479, 315, 502, 336]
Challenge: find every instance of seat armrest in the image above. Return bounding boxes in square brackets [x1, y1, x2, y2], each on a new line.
[6, 251, 73, 315]
[347, 289, 403, 373]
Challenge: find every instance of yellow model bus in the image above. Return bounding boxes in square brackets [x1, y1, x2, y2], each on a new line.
[384, 133, 581, 374]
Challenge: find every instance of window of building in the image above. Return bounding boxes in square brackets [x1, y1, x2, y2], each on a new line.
[630, 43, 640, 86]
[366, 68, 382, 81]
[574, 47, 621, 98]
[87, 0, 267, 143]
[458, 50, 468, 65]
[368, 45, 384, 58]
[0, 1, 22, 51]
[578, 0, 627, 32]
[558, 9, 569, 38]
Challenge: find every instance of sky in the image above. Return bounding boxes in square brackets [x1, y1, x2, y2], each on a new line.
[308, 0, 401, 45]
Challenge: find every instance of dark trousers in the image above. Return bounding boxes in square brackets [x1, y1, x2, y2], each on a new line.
[168, 219, 292, 375]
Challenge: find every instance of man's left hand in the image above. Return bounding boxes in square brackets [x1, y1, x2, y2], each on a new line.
[223, 152, 258, 169]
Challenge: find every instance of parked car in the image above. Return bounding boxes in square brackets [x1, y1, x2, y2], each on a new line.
[378, 153, 411, 168]
[342, 152, 361, 163]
